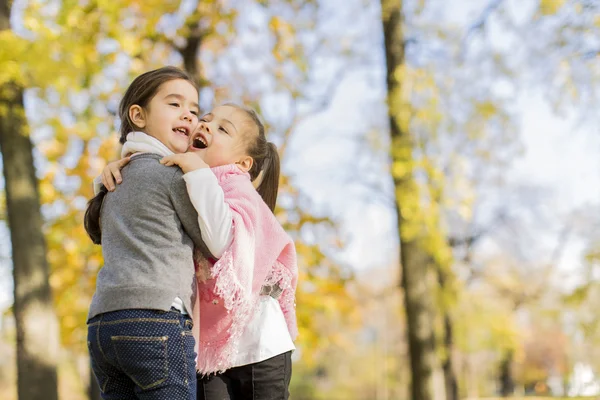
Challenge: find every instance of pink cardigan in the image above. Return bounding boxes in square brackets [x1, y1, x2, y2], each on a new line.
[192, 164, 298, 375]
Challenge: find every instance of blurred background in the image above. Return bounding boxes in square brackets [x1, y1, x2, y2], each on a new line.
[0, 0, 599, 399]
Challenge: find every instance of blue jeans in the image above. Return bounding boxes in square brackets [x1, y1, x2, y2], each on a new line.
[88, 308, 197, 400]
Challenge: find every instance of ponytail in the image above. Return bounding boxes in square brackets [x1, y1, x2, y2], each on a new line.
[84, 186, 108, 244]
[223, 103, 281, 212]
[256, 142, 280, 212]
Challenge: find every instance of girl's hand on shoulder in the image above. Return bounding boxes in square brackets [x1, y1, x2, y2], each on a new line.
[160, 153, 209, 174]
[102, 156, 131, 191]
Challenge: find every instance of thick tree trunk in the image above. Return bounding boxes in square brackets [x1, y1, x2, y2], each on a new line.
[0, 3, 60, 399]
[380, 1, 445, 400]
[0, 83, 60, 400]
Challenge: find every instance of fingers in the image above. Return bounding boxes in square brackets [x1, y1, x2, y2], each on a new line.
[102, 167, 116, 191]
[160, 155, 179, 166]
[102, 157, 129, 192]
[119, 156, 131, 168]
[101, 173, 109, 191]
[109, 163, 123, 185]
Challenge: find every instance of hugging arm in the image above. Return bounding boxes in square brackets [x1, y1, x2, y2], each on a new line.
[170, 170, 219, 260]
[182, 169, 233, 258]
[95, 156, 232, 259]
[93, 157, 131, 194]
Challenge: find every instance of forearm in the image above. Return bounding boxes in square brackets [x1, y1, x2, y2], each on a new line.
[183, 169, 233, 258]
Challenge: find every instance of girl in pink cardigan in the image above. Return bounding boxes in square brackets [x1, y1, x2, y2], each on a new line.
[101, 103, 298, 400]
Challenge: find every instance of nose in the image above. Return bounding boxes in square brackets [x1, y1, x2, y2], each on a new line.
[200, 122, 212, 134]
[182, 109, 194, 122]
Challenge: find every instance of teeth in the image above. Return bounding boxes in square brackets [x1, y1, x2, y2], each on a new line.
[193, 136, 207, 149]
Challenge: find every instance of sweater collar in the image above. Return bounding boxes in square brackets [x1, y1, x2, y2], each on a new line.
[121, 131, 175, 158]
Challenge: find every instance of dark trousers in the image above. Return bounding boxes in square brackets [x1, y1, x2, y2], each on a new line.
[197, 351, 292, 400]
[87, 308, 197, 400]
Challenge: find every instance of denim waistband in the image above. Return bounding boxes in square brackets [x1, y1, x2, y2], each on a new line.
[88, 308, 185, 325]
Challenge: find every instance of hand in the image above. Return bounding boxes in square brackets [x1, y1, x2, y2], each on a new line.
[160, 153, 209, 174]
[102, 157, 131, 191]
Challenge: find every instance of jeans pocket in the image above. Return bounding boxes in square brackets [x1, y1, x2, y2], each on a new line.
[112, 335, 169, 390]
[87, 341, 109, 393]
[178, 315, 196, 385]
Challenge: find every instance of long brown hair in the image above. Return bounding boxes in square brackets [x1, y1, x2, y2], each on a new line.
[227, 104, 280, 212]
[84, 66, 198, 244]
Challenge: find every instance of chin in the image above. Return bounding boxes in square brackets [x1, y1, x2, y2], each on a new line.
[172, 141, 189, 153]
[170, 146, 186, 154]
[188, 146, 206, 153]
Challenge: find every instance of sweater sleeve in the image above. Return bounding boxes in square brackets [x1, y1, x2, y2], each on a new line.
[93, 175, 103, 195]
[169, 169, 215, 259]
[182, 168, 233, 259]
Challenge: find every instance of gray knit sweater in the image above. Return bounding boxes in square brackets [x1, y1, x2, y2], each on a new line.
[87, 153, 211, 320]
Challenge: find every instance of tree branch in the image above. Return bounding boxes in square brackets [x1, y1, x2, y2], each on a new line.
[460, 0, 505, 58]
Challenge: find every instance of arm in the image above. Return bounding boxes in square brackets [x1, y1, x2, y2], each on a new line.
[182, 169, 233, 258]
[93, 157, 131, 194]
[161, 153, 234, 259]
[169, 169, 216, 260]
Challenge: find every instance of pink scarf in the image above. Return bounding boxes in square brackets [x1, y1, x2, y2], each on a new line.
[191, 164, 298, 375]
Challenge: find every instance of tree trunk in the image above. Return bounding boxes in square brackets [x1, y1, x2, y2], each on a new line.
[0, 84, 61, 400]
[0, 3, 60, 400]
[181, 32, 202, 86]
[437, 268, 458, 400]
[442, 313, 458, 400]
[380, 1, 444, 400]
[178, 9, 208, 91]
[499, 350, 515, 397]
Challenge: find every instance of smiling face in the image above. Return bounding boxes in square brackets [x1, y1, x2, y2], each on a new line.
[129, 79, 200, 154]
[188, 105, 256, 170]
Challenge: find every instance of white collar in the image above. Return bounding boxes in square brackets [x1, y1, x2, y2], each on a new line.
[121, 131, 175, 158]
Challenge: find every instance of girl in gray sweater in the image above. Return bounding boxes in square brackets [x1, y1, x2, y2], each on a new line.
[84, 66, 211, 400]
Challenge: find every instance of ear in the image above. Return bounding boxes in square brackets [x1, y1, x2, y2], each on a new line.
[236, 155, 253, 173]
[128, 105, 146, 129]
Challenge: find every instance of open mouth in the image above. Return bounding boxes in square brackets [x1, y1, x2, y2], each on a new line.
[173, 127, 189, 137]
[192, 134, 208, 149]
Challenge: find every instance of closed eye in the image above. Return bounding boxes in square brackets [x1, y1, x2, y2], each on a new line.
[191, 110, 199, 116]
[219, 126, 228, 134]
[170, 103, 180, 107]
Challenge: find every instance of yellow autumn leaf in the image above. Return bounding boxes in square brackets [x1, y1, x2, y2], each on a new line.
[539, 0, 567, 15]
